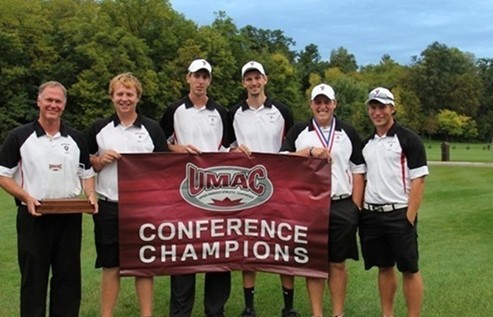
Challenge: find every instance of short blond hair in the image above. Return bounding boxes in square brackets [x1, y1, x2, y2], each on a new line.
[108, 73, 142, 98]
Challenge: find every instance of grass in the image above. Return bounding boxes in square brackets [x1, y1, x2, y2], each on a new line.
[1, 165, 493, 316]
[423, 140, 493, 162]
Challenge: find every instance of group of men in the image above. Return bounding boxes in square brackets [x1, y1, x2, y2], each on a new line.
[0, 58, 428, 317]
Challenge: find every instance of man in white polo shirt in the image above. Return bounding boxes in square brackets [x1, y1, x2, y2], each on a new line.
[280, 84, 365, 317]
[0, 81, 97, 316]
[359, 87, 428, 317]
[88, 73, 168, 317]
[229, 61, 298, 317]
[160, 59, 231, 317]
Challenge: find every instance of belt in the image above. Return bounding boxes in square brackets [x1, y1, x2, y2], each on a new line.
[99, 195, 118, 203]
[332, 194, 351, 201]
[364, 203, 408, 212]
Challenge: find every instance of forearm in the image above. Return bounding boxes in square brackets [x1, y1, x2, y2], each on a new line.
[407, 176, 426, 220]
[82, 177, 96, 197]
[90, 155, 104, 172]
[351, 173, 365, 209]
[0, 175, 34, 204]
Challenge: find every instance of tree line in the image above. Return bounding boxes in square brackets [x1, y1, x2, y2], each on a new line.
[1, 0, 492, 142]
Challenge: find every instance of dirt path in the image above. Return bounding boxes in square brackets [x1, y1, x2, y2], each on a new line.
[428, 161, 493, 167]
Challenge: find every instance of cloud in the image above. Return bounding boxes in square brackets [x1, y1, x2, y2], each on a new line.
[169, 0, 493, 65]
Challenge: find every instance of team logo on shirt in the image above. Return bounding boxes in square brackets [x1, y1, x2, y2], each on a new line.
[49, 163, 62, 171]
[207, 115, 218, 126]
[61, 142, 71, 153]
[135, 132, 147, 142]
[180, 163, 273, 212]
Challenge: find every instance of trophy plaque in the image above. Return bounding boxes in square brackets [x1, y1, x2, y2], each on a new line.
[37, 198, 95, 214]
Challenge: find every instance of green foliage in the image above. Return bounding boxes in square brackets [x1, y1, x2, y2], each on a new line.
[0, 1, 492, 142]
[296, 44, 328, 93]
[476, 58, 493, 141]
[359, 54, 407, 89]
[408, 42, 483, 129]
[313, 68, 371, 135]
[263, 53, 302, 118]
[436, 109, 478, 140]
[328, 47, 358, 73]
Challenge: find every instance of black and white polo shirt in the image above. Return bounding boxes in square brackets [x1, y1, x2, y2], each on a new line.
[160, 95, 230, 152]
[0, 121, 94, 203]
[362, 122, 429, 205]
[229, 98, 293, 153]
[87, 114, 167, 201]
[281, 117, 365, 197]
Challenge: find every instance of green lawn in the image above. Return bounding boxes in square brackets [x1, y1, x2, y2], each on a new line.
[423, 140, 493, 162]
[1, 165, 493, 316]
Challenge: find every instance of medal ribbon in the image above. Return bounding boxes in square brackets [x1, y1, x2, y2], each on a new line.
[312, 117, 336, 152]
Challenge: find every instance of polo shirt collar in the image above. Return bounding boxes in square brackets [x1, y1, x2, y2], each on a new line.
[308, 116, 341, 131]
[240, 97, 274, 111]
[34, 120, 69, 137]
[110, 113, 143, 128]
[184, 95, 215, 110]
[371, 122, 398, 138]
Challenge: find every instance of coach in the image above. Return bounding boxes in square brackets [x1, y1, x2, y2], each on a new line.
[0, 81, 97, 316]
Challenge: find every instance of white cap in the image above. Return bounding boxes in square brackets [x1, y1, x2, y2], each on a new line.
[366, 87, 395, 106]
[188, 59, 212, 74]
[241, 61, 266, 77]
[311, 84, 336, 101]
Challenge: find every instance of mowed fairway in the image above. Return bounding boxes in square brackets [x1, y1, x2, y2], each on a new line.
[0, 165, 492, 316]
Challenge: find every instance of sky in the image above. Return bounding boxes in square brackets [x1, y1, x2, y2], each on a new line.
[168, 0, 493, 66]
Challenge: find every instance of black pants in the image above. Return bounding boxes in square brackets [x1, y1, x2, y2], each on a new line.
[170, 272, 231, 317]
[17, 206, 82, 317]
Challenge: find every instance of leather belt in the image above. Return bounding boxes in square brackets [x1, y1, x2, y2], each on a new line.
[332, 194, 351, 201]
[99, 196, 118, 203]
[364, 203, 408, 212]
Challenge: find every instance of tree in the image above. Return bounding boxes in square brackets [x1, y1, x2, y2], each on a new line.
[476, 58, 493, 141]
[239, 25, 296, 62]
[318, 68, 370, 135]
[394, 87, 424, 134]
[0, 0, 52, 139]
[193, 26, 239, 107]
[359, 54, 407, 89]
[296, 44, 329, 93]
[262, 53, 303, 120]
[409, 42, 482, 117]
[328, 47, 358, 74]
[1, 1, 492, 143]
[211, 11, 248, 66]
[436, 109, 478, 140]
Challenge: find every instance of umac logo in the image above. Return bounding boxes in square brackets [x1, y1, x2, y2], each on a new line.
[180, 163, 273, 212]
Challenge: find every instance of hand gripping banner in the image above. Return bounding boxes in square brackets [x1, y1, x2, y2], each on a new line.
[118, 152, 331, 278]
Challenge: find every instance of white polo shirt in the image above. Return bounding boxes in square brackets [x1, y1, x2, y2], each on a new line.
[88, 114, 167, 201]
[280, 117, 366, 198]
[0, 121, 94, 203]
[229, 98, 293, 153]
[160, 96, 230, 152]
[362, 122, 429, 205]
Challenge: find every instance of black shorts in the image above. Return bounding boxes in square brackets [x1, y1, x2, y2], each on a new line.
[329, 198, 360, 263]
[358, 208, 419, 273]
[93, 199, 119, 268]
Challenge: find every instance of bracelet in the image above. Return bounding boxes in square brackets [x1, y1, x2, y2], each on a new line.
[309, 146, 314, 157]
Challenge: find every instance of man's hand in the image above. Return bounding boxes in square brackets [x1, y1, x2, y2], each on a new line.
[26, 196, 42, 216]
[230, 144, 251, 157]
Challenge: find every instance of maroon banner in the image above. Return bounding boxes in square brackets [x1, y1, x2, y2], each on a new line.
[118, 152, 331, 278]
